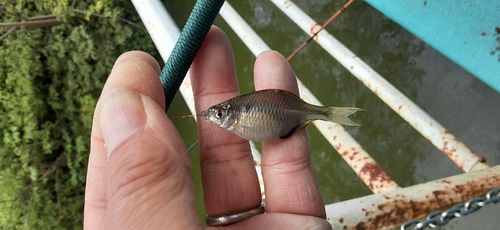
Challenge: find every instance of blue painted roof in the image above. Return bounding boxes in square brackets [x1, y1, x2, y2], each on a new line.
[364, 0, 500, 92]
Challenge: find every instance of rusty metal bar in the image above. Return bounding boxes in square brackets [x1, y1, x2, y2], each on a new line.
[269, 0, 489, 173]
[219, 2, 400, 193]
[325, 165, 500, 229]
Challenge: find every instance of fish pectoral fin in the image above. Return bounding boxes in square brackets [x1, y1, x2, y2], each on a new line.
[279, 121, 311, 139]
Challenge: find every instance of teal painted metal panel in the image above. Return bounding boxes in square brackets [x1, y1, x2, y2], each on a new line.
[364, 0, 500, 92]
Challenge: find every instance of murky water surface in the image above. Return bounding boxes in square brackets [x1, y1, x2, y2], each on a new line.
[163, 0, 500, 228]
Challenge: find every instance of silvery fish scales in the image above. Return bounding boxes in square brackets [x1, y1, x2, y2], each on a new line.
[201, 89, 362, 142]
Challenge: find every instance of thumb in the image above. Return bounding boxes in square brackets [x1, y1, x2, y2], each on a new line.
[98, 64, 202, 229]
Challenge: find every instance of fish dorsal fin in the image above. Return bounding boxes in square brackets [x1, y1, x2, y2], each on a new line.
[271, 89, 301, 99]
[279, 121, 312, 139]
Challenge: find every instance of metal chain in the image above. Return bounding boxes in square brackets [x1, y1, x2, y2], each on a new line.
[401, 188, 500, 230]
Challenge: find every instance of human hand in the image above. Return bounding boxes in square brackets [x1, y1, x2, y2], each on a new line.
[84, 26, 331, 230]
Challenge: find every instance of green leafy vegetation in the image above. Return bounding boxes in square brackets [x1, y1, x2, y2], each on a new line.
[0, 0, 157, 228]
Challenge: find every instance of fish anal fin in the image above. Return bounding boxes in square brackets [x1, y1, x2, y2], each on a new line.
[279, 121, 312, 139]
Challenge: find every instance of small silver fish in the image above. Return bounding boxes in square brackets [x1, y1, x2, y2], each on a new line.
[201, 89, 363, 142]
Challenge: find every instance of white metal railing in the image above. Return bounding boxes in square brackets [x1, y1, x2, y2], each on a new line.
[269, 0, 488, 174]
[325, 165, 500, 229]
[131, 0, 499, 228]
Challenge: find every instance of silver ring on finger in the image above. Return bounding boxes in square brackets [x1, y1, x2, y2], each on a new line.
[205, 204, 265, 226]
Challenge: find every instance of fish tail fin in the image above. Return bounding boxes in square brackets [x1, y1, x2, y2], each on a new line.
[327, 107, 364, 126]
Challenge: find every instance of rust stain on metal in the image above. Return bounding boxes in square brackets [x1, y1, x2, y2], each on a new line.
[442, 140, 451, 156]
[359, 162, 395, 192]
[441, 136, 460, 165]
[341, 149, 358, 161]
[334, 139, 399, 193]
[283, 0, 293, 9]
[333, 166, 500, 229]
[480, 156, 486, 162]
[439, 129, 485, 171]
[353, 197, 437, 229]
[309, 23, 322, 41]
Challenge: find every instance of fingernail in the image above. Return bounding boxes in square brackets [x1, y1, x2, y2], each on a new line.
[311, 219, 332, 230]
[100, 89, 147, 159]
[112, 51, 161, 75]
[306, 218, 332, 230]
[112, 56, 141, 71]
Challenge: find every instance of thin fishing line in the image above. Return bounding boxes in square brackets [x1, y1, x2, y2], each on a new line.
[287, 0, 355, 61]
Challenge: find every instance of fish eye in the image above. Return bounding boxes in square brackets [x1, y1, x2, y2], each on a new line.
[215, 109, 225, 119]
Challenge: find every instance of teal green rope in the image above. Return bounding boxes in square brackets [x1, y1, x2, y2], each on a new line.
[160, 0, 225, 111]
